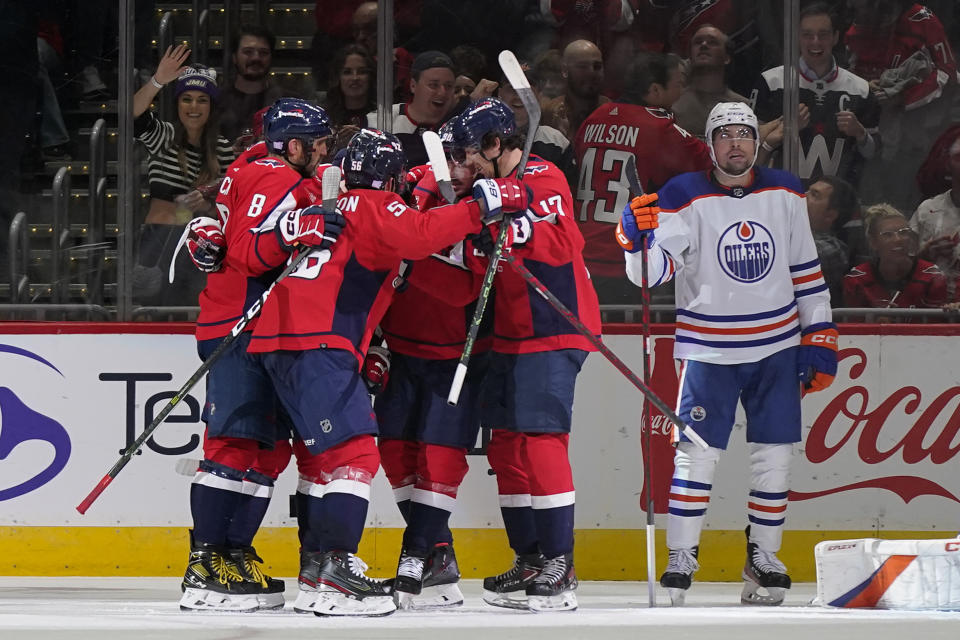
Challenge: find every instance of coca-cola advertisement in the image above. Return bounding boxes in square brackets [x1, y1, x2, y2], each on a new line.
[610, 328, 960, 531]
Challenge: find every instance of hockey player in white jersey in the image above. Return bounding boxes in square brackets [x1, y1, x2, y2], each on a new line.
[616, 102, 838, 606]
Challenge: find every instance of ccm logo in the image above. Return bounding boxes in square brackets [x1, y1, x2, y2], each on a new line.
[810, 334, 838, 345]
[826, 544, 857, 551]
[946, 542, 960, 552]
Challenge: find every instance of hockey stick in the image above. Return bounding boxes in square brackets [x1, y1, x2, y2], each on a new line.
[500, 252, 708, 450]
[422, 130, 457, 206]
[76, 166, 343, 514]
[625, 154, 657, 606]
[447, 49, 541, 405]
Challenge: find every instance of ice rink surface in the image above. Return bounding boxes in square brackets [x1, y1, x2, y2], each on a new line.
[2, 578, 959, 640]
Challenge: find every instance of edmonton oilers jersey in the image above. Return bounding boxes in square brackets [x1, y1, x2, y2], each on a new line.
[625, 167, 833, 364]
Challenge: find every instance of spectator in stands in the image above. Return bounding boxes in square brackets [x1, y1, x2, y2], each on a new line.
[368, 49, 457, 166]
[497, 67, 575, 183]
[533, 49, 565, 101]
[845, 1, 958, 210]
[132, 44, 235, 306]
[754, 3, 880, 189]
[572, 52, 712, 309]
[451, 45, 487, 102]
[844, 203, 948, 317]
[217, 24, 286, 144]
[323, 44, 376, 128]
[807, 175, 859, 305]
[910, 135, 960, 299]
[541, 39, 608, 141]
[672, 24, 748, 140]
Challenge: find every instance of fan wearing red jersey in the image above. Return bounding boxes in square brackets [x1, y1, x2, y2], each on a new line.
[235, 127, 529, 616]
[376, 153, 488, 609]
[430, 98, 601, 612]
[573, 52, 712, 306]
[179, 98, 338, 613]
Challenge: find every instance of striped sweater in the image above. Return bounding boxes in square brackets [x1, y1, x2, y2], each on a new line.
[625, 167, 833, 364]
[134, 111, 235, 202]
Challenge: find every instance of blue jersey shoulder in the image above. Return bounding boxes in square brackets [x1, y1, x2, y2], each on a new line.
[658, 170, 713, 211]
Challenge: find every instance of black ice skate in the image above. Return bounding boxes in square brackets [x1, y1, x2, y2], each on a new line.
[312, 550, 396, 616]
[179, 532, 260, 612]
[482, 552, 545, 609]
[418, 543, 464, 608]
[659, 546, 699, 606]
[741, 527, 791, 606]
[294, 550, 324, 613]
[393, 547, 428, 609]
[227, 546, 285, 610]
[526, 552, 578, 612]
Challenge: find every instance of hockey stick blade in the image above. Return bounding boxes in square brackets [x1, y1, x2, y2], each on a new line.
[625, 155, 644, 197]
[498, 50, 541, 177]
[321, 165, 342, 211]
[422, 131, 456, 205]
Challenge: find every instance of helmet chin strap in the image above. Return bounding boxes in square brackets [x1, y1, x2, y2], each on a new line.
[480, 147, 504, 178]
[284, 138, 314, 177]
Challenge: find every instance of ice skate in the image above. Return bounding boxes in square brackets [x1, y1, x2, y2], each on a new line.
[741, 528, 791, 606]
[416, 544, 464, 608]
[312, 550, 396, 617]
[526, 552, 578, 612]
[179, 533, 260, 612]
[396, 544, 464, 609]
[659, 546, 699, 606]
[482, 552, 544, 610]
[227, 546, 285, 610]
[293, 550, 324, 613]
[392, 548, 427, 609]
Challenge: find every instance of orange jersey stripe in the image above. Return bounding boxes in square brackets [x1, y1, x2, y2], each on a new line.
[747, 502, 787, 513]
[669, 493, 710, 503]
[676, 311, 799, 336]
[792, 271, 823, 285]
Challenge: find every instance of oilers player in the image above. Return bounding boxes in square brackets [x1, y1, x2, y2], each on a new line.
[616, 102, 838, 606]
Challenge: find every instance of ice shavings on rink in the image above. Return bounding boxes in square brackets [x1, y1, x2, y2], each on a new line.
[2, 578, 960, 640]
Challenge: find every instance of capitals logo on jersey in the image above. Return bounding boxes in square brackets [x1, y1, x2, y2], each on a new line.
[717, 220, 775, 283]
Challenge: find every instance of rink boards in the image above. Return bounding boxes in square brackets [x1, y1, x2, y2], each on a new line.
[1, 323, 958, 578]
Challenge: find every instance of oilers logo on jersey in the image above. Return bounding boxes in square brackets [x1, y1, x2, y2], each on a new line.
[718, 221, 775, 283]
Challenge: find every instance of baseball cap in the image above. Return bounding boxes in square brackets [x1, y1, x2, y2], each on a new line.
[411, 50, 455, 78]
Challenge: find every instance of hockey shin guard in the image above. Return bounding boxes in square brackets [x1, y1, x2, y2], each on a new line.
[666, 442, 721, 550]
[487, 429, 539, 555]
[746, 443, 792, 552]
[404, 444, 468, 553]
[191, 438, 260, 545]
[226, 440, 292, 547]
[523, 433, 575, 558]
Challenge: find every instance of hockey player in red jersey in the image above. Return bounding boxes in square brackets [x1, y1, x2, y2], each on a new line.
[233, 127, 529, 616]
[375, 150, 489, 609]
[434, 97, 602, 612]
[178, 98, 339, 612]
[573, 52, 712, 305]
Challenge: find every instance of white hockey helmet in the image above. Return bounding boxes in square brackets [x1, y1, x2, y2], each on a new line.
[705, 101, 759, 177]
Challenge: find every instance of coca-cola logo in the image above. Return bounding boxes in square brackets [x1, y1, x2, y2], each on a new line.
[792, 347, 960, 504]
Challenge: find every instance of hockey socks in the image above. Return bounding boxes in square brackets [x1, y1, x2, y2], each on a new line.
[190, 461, 247, 546]
[488, 430, 539, 555]
[523, 433, 575, 558]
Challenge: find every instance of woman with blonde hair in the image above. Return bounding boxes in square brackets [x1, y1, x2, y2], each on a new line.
[843, 203, 948, 317]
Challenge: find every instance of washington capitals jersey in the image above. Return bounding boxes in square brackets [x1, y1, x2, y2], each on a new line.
[380, 169, 487, 360]
[625, 167, 832, 364]
[843, 258, 947, 310]
[573, 102, 712, 278]
[753, 63, 880, 186]
[247, 188, 483, 363]
[196, 144, 322, 340]
[846, 4, 958, 111]
[480, 156, 601, 354]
